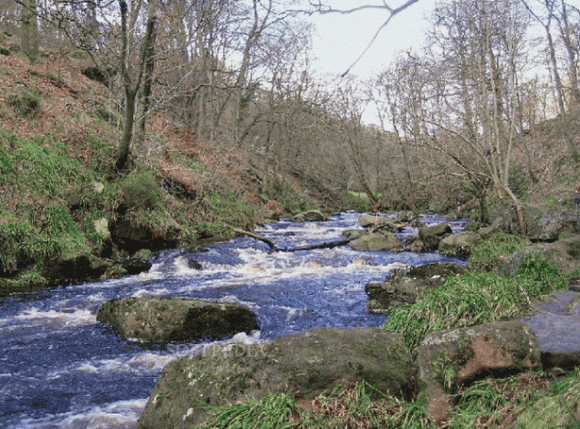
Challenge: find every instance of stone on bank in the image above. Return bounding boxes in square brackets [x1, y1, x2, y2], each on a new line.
[137, 327, 415, 429]
[416, 320, 541, 424]
[96, 297, 258, 344]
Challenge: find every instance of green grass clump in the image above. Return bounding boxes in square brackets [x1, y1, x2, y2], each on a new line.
[384, 253, 569, 351]
[468, 232, 530, 272]
[191, 371, 580, 429]
[446, 371, 549, 428]
[198, 393, 300, 429]
[0, 130, 98, 284]
[120, 169, 164, 211]
[198, 381, 436, 429]
[205, 191, 259, 229]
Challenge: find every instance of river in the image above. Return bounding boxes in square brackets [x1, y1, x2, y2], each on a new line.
[0, 211, 467, 428]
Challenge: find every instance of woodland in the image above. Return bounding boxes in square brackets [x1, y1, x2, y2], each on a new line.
[2, 1, 580, 427]
[0, 0, 579, 285]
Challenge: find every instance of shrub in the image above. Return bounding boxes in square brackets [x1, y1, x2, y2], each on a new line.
[120, 169, 164, 211]
[8, 90, 42, 119]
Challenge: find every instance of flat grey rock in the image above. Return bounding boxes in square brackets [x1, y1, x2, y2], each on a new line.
[522, 290, 580, 367]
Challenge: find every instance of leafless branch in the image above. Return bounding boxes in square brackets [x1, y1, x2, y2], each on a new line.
[302, 0, 422, 76]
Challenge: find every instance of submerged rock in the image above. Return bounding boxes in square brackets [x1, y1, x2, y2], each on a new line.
[96, 297, 258, 344]
[137, 327, 415, 429]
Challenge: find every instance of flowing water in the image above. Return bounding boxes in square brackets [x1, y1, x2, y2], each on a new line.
[0, 211, 467, 429]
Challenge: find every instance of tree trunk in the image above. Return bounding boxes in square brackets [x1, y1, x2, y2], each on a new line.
[137, 0, 158, 144]
[115, 0, 157, 171]
[21, 0, 39, 62]
[116, 88, 137, 171]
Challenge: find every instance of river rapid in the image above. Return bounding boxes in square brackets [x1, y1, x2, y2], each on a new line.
[0, 211, 467, 429]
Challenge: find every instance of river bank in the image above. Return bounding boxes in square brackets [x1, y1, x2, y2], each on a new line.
[138, 216, 580, 429]
[0, 122, 335, 296]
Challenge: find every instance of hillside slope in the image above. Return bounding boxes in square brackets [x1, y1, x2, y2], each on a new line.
[0, 39, 324, 294]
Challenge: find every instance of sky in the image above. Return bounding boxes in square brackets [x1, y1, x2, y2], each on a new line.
[305, 0, 437, 123]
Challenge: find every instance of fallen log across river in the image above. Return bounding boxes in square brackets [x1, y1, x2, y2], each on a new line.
[225, 224, 360, 253]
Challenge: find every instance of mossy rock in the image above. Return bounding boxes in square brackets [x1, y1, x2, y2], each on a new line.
[97, 297, 258, 344]
[419, 223, 452, 252]
[417, 320, 541, 423]
[359, 214, 398, 229]
[137, 327, 415, 429]
[438, 231, 482, 259]
[349, 231, 402, 252]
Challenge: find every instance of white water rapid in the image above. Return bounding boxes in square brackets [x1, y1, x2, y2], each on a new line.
[0, 211, 467, 428]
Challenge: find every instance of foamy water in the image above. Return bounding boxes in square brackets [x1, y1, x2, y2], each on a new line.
[0, 212, 467, 428]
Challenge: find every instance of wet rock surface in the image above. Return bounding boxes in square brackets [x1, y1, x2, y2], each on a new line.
[97, 297, 259, 344]
[523, 289, 580, 368]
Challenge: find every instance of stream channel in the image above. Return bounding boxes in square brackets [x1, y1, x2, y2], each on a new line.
[0, 211, 467, 428]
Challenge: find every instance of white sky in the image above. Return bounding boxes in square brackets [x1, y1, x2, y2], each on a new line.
[305, 0, 437, 123]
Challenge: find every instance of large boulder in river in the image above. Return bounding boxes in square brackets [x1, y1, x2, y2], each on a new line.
[349, 231, 403, 252]
[359, 214, 398, 230]
[365, 262, 469, 311]
[96, 297, 258, 344]
[137, 327, 415, 429]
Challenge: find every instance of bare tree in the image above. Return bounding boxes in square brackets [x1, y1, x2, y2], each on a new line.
[521, 0, 567, 113]
[371, 0, 531, 228]
[555, 0, 580, 106]
[115, 0, 158, 171]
